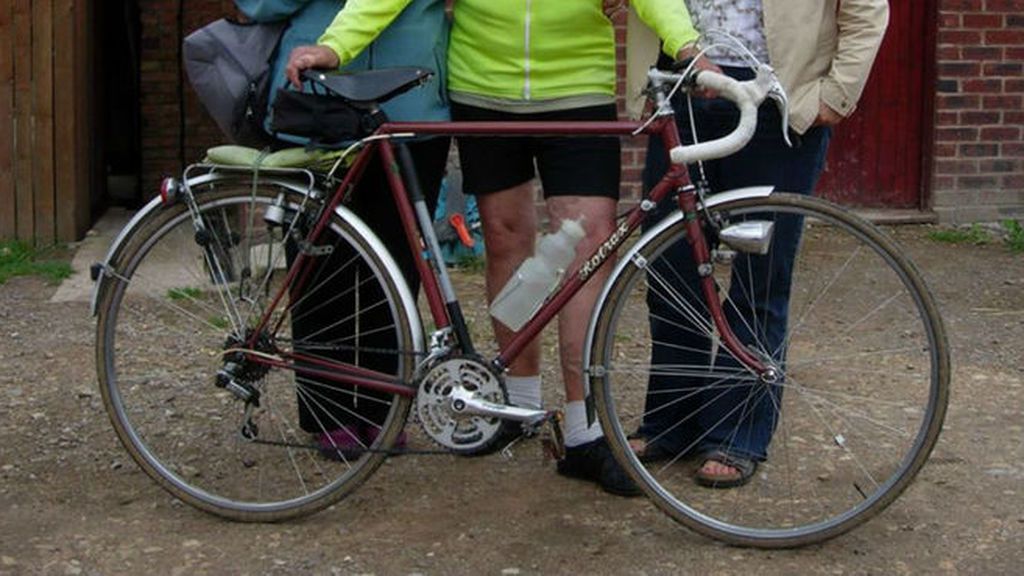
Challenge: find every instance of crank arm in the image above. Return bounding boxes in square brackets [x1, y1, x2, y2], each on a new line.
[448, 387, 549, 427]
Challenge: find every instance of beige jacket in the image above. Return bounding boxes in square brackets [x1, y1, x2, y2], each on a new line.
[626, 0, 890, 134]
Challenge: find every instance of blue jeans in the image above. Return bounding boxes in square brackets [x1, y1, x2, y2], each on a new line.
[639, 66, 831, 461]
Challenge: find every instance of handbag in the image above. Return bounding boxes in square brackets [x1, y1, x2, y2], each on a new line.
[183, 18, 287, 146]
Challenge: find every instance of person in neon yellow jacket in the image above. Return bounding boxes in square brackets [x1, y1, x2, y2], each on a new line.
[288, 0, 704, 497]
[446, 1, 696, 101]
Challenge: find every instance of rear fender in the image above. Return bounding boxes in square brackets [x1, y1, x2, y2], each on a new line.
[89, 172, 318, 316]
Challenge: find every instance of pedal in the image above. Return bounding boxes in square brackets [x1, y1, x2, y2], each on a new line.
[540, 410, 566, 461]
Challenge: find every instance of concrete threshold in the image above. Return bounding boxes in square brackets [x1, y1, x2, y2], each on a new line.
[850, 209, 939, 225]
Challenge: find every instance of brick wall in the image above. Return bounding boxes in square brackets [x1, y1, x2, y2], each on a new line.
[933, 0, 1024, 222]
[138, 0, 236, 198]
[615, 19, 646, 206]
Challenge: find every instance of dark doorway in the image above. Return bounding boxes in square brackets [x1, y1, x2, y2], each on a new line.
[95, 0, 143, 212]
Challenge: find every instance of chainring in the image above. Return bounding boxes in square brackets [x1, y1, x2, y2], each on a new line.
[415, 355, 507, 454]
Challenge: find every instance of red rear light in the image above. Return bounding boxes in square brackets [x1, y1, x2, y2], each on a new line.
[160, 177, 179, 205]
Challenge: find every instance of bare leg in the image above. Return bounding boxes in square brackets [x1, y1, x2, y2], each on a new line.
[546, 195, 617, 403]
[476, 182, 541, 377]
[547, 195, 640, 496]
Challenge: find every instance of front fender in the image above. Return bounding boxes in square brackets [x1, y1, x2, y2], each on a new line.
[581, 185, 774, 419]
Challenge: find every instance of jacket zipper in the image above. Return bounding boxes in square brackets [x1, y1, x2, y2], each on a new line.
[523, 0, 532, 99]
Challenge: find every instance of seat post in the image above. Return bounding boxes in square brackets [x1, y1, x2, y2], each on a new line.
[394, 143, 476, 355]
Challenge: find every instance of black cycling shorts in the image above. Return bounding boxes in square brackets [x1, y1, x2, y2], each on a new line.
[452, 102, 621, 199]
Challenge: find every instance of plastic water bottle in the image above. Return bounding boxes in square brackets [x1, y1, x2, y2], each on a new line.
[489, 218, 586, 331]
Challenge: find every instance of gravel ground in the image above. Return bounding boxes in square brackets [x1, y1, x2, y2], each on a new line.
[0, 225, 1022, 575]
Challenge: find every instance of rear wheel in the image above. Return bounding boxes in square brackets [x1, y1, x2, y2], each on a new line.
[589, 193, 949, 547]
[95, 178, 419, 521]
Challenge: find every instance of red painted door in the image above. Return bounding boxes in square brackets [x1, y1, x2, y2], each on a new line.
[816, 1, 934, 208]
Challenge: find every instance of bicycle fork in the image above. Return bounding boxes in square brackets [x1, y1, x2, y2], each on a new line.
[676, 188, 777, 381]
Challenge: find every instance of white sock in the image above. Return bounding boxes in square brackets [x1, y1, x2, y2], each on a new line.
[505, 375, 542, 409]
[563, 400, 602, 447]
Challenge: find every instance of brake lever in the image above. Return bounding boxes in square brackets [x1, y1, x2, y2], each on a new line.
[757, 64, 794, 148]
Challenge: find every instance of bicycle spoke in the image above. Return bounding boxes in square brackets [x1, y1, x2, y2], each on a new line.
[777, 244, 863, 360]
[294, 374, 399, 408]
[285, 253, 364, 324]
[784, 345, 926, 369]
[295, 385, 359, 467]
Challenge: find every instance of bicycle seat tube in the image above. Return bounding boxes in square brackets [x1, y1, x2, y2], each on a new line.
[378, 138, 476, 354]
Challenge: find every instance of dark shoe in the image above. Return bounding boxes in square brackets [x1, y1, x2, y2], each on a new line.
[557, 437, 642, 497]
[693, 449, 758, 489]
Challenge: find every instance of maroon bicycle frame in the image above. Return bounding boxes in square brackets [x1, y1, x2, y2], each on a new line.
[247, 116, 768, 396]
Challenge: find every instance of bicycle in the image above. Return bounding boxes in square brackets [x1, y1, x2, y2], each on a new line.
[91, 64, 949, 548]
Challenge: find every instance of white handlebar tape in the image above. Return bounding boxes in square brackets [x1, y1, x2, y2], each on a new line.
[669, 72, 768, 165]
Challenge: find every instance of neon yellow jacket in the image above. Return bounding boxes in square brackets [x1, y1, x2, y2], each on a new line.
[449, 0, 698, 101]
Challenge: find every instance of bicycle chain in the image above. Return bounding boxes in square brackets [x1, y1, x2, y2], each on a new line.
[247, 437, 452, 456]
[279, 339, 429, 361]
[244, 420, 557, 460]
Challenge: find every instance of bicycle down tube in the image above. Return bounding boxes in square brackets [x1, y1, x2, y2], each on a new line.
[381, 117, 770, 378]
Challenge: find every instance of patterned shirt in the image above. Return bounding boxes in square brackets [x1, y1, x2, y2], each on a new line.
[683, 0, 771, 66]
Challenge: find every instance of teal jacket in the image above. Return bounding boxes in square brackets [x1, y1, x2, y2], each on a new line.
[234, 0, 449, 123]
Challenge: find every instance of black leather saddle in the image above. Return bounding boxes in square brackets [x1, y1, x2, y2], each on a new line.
[302, 67, 433, 105]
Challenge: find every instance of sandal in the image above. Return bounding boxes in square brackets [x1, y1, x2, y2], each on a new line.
[694, 449, 758, 489]
[627, 431, 674, 463]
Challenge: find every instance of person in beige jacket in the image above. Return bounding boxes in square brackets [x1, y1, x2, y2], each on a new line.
[624, 0, 888, 132]
[628, 0, 889, 488]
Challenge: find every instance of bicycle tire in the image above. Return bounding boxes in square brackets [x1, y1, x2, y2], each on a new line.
[95, 177, 419, 521]
[588, 193, 949, 547]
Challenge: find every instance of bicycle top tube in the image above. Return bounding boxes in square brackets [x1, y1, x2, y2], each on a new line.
[379, 120, 647, 138]
[375, 65, 781, 167]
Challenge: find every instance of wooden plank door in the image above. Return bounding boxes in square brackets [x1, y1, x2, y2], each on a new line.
[0, 0, 14, 238]
[1, 0, 93, 244]
[816, 1, 936, 208]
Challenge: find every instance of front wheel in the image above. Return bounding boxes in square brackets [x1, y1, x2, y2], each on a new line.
[95, 178, 420, 521]
[588, 193, 949, 547]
